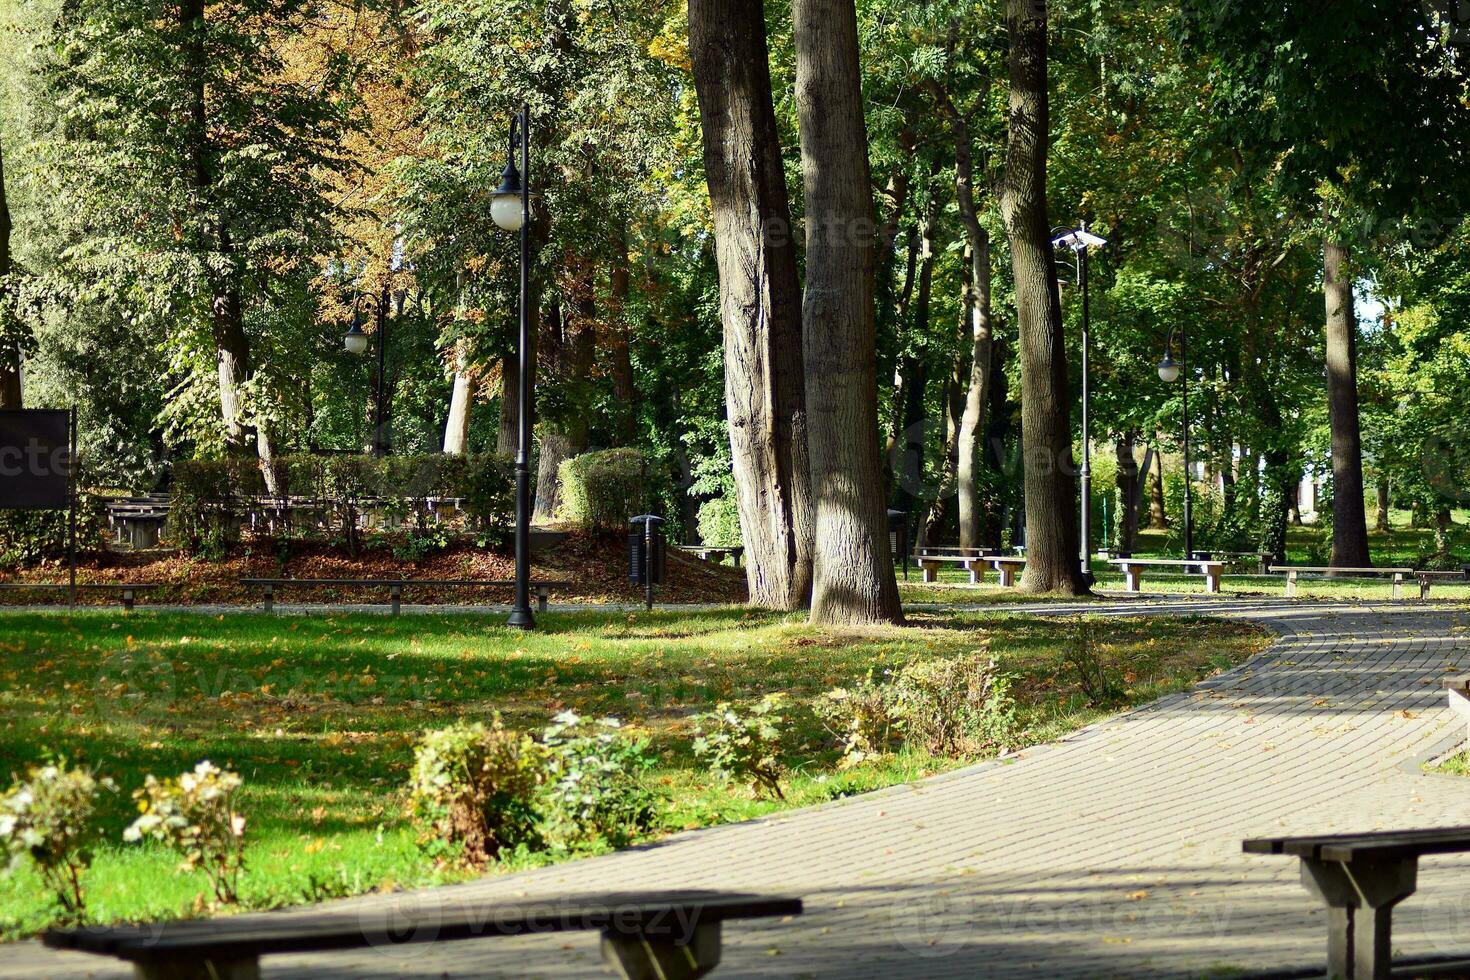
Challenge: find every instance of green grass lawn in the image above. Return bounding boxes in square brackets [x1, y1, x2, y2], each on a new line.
[0, 607, 1267, 936]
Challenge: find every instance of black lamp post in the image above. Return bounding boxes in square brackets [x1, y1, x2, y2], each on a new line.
[1051, 223, 1108, 585]
[491, 104, 536, 630]
[343, 286, 408, 456]
[1157, 329, 1194, 562]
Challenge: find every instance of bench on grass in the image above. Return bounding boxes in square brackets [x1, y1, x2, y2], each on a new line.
[918, 553, 1025, 587]
[1107, 557, 1225, 594]
[44, 889, 802, 980]
[240, 578, 572, 615]
[0, 582, 159, 610]
[676, 545, 744, 567]
[1268, 565, 1416, 599]
[1243, 827, 1470, 980]
[1415, 570, 1467, 599]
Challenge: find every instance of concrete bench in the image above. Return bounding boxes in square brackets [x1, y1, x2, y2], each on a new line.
[1415, 570, 1467, 599]
[1244, 828, 1470, 979]
[676, 545, 744, 567]
[240, 578, 572, 615]
[1267, 565, 1416, 598]
[918, 554, 1024, 587]
[1107, 557, 1225, 594]
[0, 583, 159, 611]
[45, 889, 802, 980]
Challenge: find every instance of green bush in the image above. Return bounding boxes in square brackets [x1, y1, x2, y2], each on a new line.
[691, 694, 787, 799]
[407, 718, 543, 866]
[558, 449, 645, 530]
[812, 671, 902, 767]
[0, 761, 115, 922]
[696, 495, 742, 547]
[1063, 622, 1125, 707]
[888, 645, 1017, 757]
[0, 495, 106, 569]
[539, 712, 657, 849]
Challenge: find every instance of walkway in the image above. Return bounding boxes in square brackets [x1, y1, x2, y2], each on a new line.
[9, 598, 1470, 979]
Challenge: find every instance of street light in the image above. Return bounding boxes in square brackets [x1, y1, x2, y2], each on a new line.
[493, 104, 536, 630]
[1157, 328, 1193, 563]
[1051, 222, 1107, 585]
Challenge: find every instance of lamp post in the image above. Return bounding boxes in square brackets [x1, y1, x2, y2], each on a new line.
[1157, 329, 1194, 562]
[343, 286, 408, 455]
[491, 104, 536, 630]
[1051, 223, 1108, 585]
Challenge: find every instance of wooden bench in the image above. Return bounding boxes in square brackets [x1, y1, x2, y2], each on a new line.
[45, 889, 802, 980]
[918, 553, 1024, 587]
[1268, 565, 1416, 599]
[676, 545, 744, 567]
[1108, 557, 1225, 594]
[1244, 827, 1470, 979]
[0, 582, 159, 611]
[240, 578, 572, 615]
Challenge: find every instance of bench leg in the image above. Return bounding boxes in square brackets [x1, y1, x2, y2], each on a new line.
[966, 561, 984, 585]
[1299, 857, 1417, 980]
[133, 957, 261, 980]
[921, 562, 937, 584]
[1286, 571, 1298, 598]
[1422, 579, 1432, 601]
[1392, 574, 1404, 601]
[390, 585, 402, 616]
[122, 589, 135, 612]
[1123, 566, 1141, 593]
[601, 921, 720, 980]
[263, 586, 274, 614]
[1000, 565, 1017, 588]
[1204, 567, 1221, 595]
[536, 586, 549, 613]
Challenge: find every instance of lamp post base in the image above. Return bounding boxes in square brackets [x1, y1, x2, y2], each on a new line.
[506, 606, 536, 630]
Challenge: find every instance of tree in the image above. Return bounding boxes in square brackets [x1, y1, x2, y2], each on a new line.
[1000, 0, 1085, 594]
[0, 134, 17, 408]
[793, 0, 902, 624]
[689, 0, 814, 610]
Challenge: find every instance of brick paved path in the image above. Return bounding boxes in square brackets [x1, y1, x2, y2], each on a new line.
[9, 598, 1470, 979]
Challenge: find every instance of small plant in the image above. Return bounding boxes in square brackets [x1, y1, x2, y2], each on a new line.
[408, 717, 542, 865]
[889, 646, 1017, 756]
[539, 712, 657, 849]
[392, 524, 452, 565]
[691, 694, 788, 798]
[124, 761, 247, 904]
[813, 671, 901, 767]
[1063, 622, 1125, 707]
[0, 761, 115, 921]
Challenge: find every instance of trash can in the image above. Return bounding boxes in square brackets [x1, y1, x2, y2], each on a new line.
[886, 509, 909, 580]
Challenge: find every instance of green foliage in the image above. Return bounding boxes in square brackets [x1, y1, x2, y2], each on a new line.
[407, 718, 542, 866]
[538, 711, 656, 849]
[691, 695, 787, 799]
[124, 762, 247, 905]
[0, 494, 106, 569]
[812, 672, 902, 768]
[888, 647, 1017, 757]
[557, 449, 646, 531]
[1062, 622, 1125, 708]
[0, 761, 114, 922]
[695, 495, 742, 547]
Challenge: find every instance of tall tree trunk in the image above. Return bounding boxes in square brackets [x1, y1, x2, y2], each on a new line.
[1436, 506, 1453, 554]
[609, 220, 637, 445]
[496, 354, 518, 456]
[1114, 434, 1139, 553]
[1375, 475, 1390, 532]
[982, 336, 1010, 547]
[1149, 442, 1168, 529]
[793, 0, 902, 624]
[1324, 232, 1371, 567]
[532, 298, 593, 523]
[442, 342, 476, 455]
[893, 208, 936, 518]
[0, 134, 18, 409]
[1000, 0, 1084, 594]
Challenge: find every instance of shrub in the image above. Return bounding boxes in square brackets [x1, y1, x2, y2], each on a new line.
[1063, 622, 1125, 707]
[124, 762, 247, 904]
[696, 495, 743, 548]
[691, 694, 787, 798]
[539, 712, 656, 848]
[0, 762, 115, 921]
[408, 718, 542, 865]
[167, 459, 263, 555]
[888, 646, 1017, 756]
[0, 495, 107, 569]
[558, 449, 645, 530]
[812, 671, 902, 767]
[457, 454, 515, 545]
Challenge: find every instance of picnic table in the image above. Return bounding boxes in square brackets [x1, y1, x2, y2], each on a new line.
[1244, 827, 1470, 979]
[45, 889, 802, 980]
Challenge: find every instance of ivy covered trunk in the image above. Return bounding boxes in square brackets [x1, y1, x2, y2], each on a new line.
[1000, 0, 1086, 595]
[689, 0, 815, 610]
[1323, 231, 1371, 567]
[794, 0, 902, 624]
[0, 134, 18, 409]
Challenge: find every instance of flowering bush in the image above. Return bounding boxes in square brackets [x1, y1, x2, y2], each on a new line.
[539, 712, 656, 849]
[0, 762, 114, 920]
[691, 694, 787, 798]
[124, 762, 246, 904]
[408, 717, 542, 865]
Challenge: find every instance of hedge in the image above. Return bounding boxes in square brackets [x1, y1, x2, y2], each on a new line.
[558, 449, 646, 530]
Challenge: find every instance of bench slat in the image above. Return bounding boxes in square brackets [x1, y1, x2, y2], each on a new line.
[1245, 826, 1470, 862]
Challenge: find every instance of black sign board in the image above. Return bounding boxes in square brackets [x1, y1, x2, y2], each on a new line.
[0, 410, 73, 510]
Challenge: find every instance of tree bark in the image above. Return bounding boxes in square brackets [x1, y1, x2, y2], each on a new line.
[1149, 441, 1168, 529]
[442, 342, 476, 455]
[1000, 0, 1084, 594]
[1375, 475, 1390, 532]
[496, 354, 519, 456]
[793, 0, 902, 624]
[0, 133, 18, 409]
[892, 208, 936, 518]
[689, 0, 817, 611]
[1114, 434, 1139, 553]
[1323, 232, 1371, 566]
[609, 220, 637, 445]
[1436, 506, 1453, 554]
